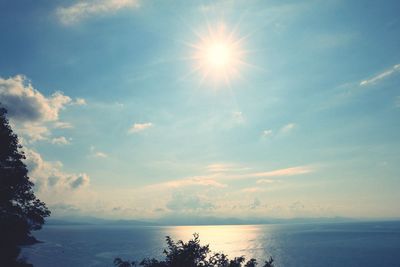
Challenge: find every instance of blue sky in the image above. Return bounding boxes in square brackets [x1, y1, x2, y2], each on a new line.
[0, 0, 399, 220]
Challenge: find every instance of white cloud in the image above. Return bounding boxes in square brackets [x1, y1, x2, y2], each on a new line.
[170, 177, 226, 188]
[89, 145, 108, 158]
[94, 151, 108, 158]
[148, 165, 314, 192]
[0, 75, 71, 122]
[0, 75, 82, 143]
[51, 136, 71, 145]
[256, 178, 277, 184]
[211, 165, 315, 181]
[56, 0, 139, 25]
[260, 124, 295, 139]
[15, 122, 50, 142]
[128, 122, 153, 133]
[360, 64, 400, 86]
[137, 164, 315, 218]
[250, 166, 313, 178]
[24, 148, 90, 191]
[206, 163, 250, 173]
[149, 175, 227, 190]
[54, 121, 74, 129]
[262, 129, 273, 138]
[279, 123, 296, 134]
[206, 163, 233, 172]
[74, 97, 87, 105]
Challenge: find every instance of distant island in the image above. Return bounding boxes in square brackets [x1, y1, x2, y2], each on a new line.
[46, 215, 360, 226]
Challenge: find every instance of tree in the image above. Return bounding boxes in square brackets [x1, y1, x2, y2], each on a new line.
[114, 233, 274, 267]
[0, 107, 51, 266]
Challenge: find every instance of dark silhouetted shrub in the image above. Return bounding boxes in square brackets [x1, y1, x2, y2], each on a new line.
[0, 107, 50, 266]
[114, 233, 274, 267]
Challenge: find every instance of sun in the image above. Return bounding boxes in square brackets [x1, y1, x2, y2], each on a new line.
[189, 23, 245, 85]
[204, 42, 234, 70]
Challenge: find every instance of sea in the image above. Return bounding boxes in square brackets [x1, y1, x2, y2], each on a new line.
[20, 221, 400, 267]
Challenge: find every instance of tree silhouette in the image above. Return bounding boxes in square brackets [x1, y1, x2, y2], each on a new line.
[0, 107, 50, 267]
[114, 233, 274, 267]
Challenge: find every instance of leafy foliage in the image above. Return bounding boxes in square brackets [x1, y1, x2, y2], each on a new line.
[114, 233, 274, 267]
[0, 107, 50, 266]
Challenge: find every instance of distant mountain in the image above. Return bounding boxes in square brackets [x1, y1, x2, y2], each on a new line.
[106, 219, 158, 226]
[46, 215, 357, 227]
[156, 215, 356, 226]
[157, 215, 248, 226]
[46, 219, 92, 225]
[46, 216, 155, 226]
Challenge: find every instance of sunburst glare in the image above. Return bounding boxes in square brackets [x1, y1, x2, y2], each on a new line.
[188, 23, 247, 86]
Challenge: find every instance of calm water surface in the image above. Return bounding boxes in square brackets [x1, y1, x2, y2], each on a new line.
[21, 221, 400, 267]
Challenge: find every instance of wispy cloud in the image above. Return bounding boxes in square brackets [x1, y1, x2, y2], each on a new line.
[256, 178, 278, 184]
[250, 166, 313, 178]
[262, 129, 273, 138]
[260, 123, 296, 140]
[207, 163, 231, 172]
[56, 0, 139, 25]
[279, 123, 296, 134]
[89, 146, 108, 158]
[148, 165, 314, 192]
[51, 136, 71, 145]
[74, 98, 87, 105]
[128, 122, 153, 133]
[54, 121, 74, 129]
[94, 152, 108, 158]
[206, 163, 249, 173]
[360, 64, 400, 86]
[209, 165, 314, 181]
[149, 175, 227, 189]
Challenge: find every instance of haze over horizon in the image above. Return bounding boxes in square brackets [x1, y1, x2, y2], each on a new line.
[0, 0, 399, 221]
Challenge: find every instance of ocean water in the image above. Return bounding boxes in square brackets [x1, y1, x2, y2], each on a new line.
[21, 221, 400, 267]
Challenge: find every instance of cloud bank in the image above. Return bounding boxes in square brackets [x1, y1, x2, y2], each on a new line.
[166, 193, 215, 212]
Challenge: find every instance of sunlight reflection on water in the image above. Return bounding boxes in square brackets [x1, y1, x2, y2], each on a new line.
[21, 221, 400, 267]
[159, 225, 275, 261]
